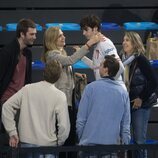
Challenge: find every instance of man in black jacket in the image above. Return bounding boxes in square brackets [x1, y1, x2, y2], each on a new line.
[0, 18, 37, 145]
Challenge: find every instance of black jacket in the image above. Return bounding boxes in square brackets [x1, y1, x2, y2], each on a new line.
[129, 54, 158, 102]
[0, 38, 32, 99]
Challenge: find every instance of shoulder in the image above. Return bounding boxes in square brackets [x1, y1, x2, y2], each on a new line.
[86, 79, 104, 89]
[1, 39, 20, 56]
[47, 50, 61, 59]
[98, 37, 116, 53]
[52, 85, 66, 98]
[99, 37, 114, 45]
[54, 88, 67, 102]
[23, 48, 32, 57]
[48, 50, 61, 55]
[47, 50, 61, 57]
[5, 39, 19, 50]
[23, 83, 35, 89]
[135, 54, 150, 65]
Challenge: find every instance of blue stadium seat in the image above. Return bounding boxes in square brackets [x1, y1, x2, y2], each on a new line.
[6, 23, 42, 31]
[6, 23, 17, 31]
[73, 60, 90, 69]
[45, 23, 80, 31]
[150, 60, 158, 68]
[32, 60, 45, 70]
[124, 22, 158, 30]
[0, 25, 2, 31]
[32, 60, 89, 70]
[35, 24, 43, 31]
[101, 22, 120, 30]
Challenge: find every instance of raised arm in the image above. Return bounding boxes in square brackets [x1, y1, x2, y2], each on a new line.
[47, 33, 104, 66]
[81, 56, 94, 69]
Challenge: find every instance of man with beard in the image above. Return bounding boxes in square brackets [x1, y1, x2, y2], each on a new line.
[0, 18, 37, 145]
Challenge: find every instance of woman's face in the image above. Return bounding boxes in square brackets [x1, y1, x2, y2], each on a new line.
[122, 35, 134, 55]
[56, 29, 65, 48]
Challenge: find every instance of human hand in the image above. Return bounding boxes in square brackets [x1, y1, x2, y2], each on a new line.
[132, 98, 142, 109]
[9, 135, 19, 148]
[75, 72, 87, 80]
[87, 33, 105, 47]
[72, 45, 80, 51]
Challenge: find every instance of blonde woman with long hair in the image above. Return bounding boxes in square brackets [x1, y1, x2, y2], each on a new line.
[121, 31, 158, 158]
[42, 26, 103, 147]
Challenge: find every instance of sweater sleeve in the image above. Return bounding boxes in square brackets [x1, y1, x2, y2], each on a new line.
[81, 56, 94, 69]
[47, 46, 89, 66]
[2, 88, 23, 137]
[56, 94, 70, 145]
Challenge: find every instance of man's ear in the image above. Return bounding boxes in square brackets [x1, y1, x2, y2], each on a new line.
[104, 67, 109, 75]
[20, 32, 25, 38]
[93, 27, 98, 33]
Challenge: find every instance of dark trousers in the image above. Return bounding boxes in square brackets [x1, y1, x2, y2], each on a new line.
[59, 106, 77, 158]
[0, 101, 9, 147]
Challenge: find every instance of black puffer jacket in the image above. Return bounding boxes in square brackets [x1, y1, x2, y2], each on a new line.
[129, 54, 157, 102]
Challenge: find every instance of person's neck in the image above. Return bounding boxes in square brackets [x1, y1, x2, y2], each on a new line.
[94, 31, 99, 36]
[58, 47, 63, 51]
[102, 74, 108, 77]
[18, 38, 26, 52]
[126, 51, 133, 57]
[102, 75, 114, 80]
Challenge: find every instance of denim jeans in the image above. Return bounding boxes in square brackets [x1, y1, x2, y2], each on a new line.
[131, 107, 151, 158]
[20, 143, 56, 158]
[78, 151, 118, 158]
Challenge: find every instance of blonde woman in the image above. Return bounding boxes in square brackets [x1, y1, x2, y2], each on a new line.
[121, 31, 158, 158]
[42, 27, 103, 147]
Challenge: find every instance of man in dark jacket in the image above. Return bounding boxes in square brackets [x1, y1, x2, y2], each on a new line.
[0, 18, 37, 145]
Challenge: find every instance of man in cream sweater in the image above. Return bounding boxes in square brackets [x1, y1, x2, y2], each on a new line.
[2, 60, 70, 157]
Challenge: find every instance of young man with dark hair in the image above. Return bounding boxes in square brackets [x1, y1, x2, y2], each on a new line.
[2, 60, 70, 157]
[0, 18, 36, 104]
[76, 55, 130, 157]
[80, 15, 125, 85]
[0, 18, 37, 145]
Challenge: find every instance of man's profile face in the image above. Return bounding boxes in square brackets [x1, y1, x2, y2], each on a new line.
[82, 26, 97, 40]
[99, 60, 106, 77]
[22, 27, 37, 46]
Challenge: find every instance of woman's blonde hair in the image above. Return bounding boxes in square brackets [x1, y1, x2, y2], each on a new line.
[124, 31, 145, 54]
[42, 27, 67, 62]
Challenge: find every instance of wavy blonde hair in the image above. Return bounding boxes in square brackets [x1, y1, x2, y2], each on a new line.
[42, 27, 67, 62]
[124, 31, 145, 54]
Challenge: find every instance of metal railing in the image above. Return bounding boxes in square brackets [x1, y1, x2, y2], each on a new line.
[0, 144, 158, 158]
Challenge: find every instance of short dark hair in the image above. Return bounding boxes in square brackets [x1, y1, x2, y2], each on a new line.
[16, 19, 36, 38]
[103, 55, 119, 77]
[44, 60, 62, 84]
[80, 15, 101, 31]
